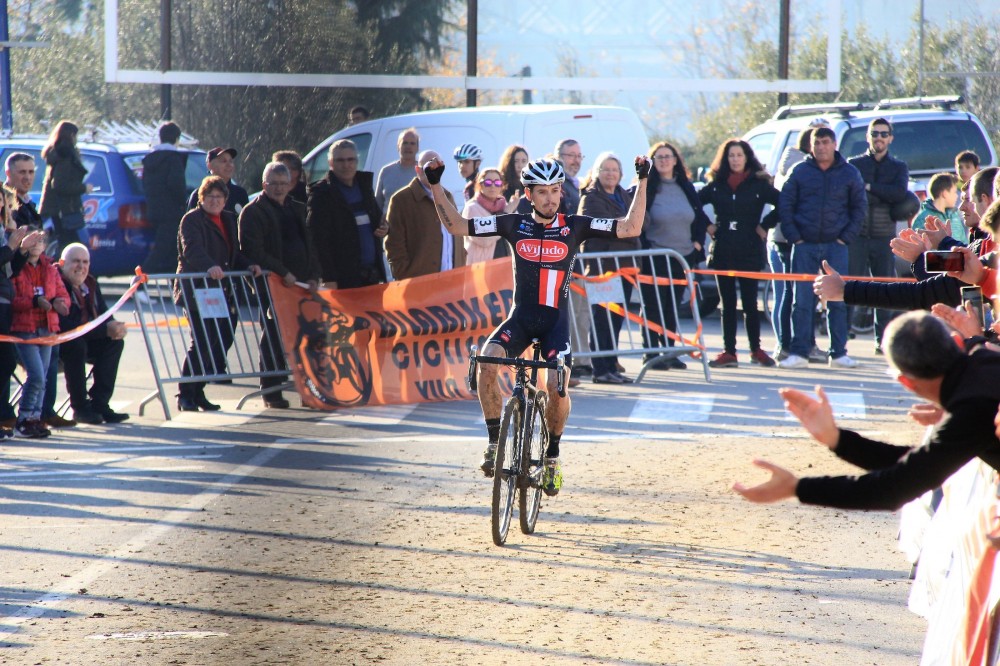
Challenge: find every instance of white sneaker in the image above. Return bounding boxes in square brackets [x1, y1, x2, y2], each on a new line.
[829, 355, 859, 368]
[778, 354, 808, 368]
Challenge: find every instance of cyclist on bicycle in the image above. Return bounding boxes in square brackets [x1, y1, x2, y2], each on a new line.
[425, 154, 651, 495]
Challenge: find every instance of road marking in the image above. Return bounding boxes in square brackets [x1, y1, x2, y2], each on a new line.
[629, 394, 715, 423]
[87, 630, 228, 641]
[326, 403, 416, 426]
[0, 465, 206, 479]
[160, 402, 260, 428]
[784, 391, 866, 420]
[0, 440, 292, 640]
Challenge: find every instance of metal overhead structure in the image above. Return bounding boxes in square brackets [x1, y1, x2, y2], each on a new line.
[0, 0, 49, 134]
[104, 0, 843, 97]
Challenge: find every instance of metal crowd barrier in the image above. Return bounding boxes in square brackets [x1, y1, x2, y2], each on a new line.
[133, 271, 292, 419]
[568, 248, 710, 383]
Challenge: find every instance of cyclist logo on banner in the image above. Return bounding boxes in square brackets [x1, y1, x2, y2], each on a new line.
[293, 297, 373, 407]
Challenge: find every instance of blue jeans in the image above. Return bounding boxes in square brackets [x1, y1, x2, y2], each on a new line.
[15, 330, 53, 420]
[790, 242, 849, 359]
[767, 241, 793, 352]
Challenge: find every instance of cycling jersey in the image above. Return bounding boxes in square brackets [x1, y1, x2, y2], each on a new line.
[468, 212, 619, 310]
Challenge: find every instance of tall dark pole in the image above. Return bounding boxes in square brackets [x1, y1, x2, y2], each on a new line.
[466, 0, 477, 107]
[777, 0, 790, 108]
[0, 0, 13, 133]
[160, 0, 172, 120]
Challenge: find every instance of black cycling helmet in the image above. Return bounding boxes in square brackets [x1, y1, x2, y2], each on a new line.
[520, 159, 566, 187]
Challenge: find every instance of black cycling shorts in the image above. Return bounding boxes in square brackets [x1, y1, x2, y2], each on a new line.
[486, 304, 572, 364]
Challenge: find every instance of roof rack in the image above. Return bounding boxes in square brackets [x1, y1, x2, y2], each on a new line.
[873, 95, 965, 111]
[83, 120, 201, 148]
[771, 102, 869, 121]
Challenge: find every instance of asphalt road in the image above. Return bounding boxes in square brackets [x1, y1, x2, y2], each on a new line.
[0, 293, 928, 665]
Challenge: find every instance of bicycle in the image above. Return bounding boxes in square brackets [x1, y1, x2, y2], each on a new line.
[468, 340, 567, 546]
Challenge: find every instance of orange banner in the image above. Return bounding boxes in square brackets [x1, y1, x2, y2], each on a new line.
[268, 259, 515, 410]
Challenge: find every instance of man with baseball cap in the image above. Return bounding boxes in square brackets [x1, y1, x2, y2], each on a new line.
[186, 147, 249, 216]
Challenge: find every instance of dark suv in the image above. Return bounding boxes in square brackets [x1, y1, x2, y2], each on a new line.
[742, 95, 997, 199]
[0, 137, 208, 277]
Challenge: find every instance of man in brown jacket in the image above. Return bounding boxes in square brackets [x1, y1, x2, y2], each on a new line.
[384, 150, 465, 280]
[238, 162, 321, 409]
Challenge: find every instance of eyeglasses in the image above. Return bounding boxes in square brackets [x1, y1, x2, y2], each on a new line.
[870, 130, 891, 138]
[203, 194, 226, 201]
[480, 179, 503, 187]
[598, 168, 620, 174]
[559, 152, 584, 160]
[265, 181, 291, 187]
[333, 157, 358, 163]
[653, 154, 676, 161]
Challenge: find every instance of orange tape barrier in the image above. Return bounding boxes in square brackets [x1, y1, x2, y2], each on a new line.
[569, 267, 705, 351]
[691, 268, 917, 283]
[0, 267, 146, 345]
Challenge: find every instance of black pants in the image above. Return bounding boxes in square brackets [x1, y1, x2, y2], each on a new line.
[0, 341, 16, 421]
[180, 304, 237, 399]
[639, 252, 687, 350]
[61, 335, 124, 411]
[590, 281, 633, 375]
[255, 277, 289, 390]
[716, 273, 761, 354]
[143, 219, 182, 274]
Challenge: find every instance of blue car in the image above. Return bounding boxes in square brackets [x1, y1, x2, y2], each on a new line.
[0, 138, 209, 277]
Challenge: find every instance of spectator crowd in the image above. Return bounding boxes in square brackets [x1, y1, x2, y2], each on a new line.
[4, 114, 999, 470]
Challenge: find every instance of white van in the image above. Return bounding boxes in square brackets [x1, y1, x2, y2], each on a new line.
[301, 104, 650, 202]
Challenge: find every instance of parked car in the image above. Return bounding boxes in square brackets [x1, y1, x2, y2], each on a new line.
[742, 95, 997, 200]
[0, 136, 208, 276]
[301, 104, 650, 203]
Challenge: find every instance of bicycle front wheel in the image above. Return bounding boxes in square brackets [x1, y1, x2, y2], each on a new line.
[519, 391, 547, 535]
[492, 396, 520, 546]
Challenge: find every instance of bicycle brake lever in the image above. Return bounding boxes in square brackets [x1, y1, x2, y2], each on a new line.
[467, 345, 479, 393]
[555, 353, 566, 396]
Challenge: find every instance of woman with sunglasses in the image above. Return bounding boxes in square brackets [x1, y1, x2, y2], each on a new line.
[462, 168, 518, 264]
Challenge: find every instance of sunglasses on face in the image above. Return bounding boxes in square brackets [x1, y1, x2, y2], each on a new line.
[480, 179, 503, 187]
[870, 130, 891, 138]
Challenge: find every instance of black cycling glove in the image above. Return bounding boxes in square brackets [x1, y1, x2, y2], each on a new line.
[635, 157, 650, 180]
[425, 163, 445, 185]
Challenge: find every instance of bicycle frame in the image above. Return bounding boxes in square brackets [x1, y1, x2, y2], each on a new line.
[468, 340, 566, 545]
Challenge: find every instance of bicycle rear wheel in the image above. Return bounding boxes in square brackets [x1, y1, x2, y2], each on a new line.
[519, 392, 547, 535]
[492, 397, 520, 546]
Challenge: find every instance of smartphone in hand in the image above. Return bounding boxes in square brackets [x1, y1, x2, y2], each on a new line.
[925, 250, 965, 273]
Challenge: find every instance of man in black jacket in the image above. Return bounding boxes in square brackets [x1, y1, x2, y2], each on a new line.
[847, 118, 910, 351]
[56, 244, 128, 424]
[142, 121, 189, 274]
[733, 311, 1000, 511]
[306, 140, 386, 289]
[238, 162, 321, 409]
[5, 153, 43, 228]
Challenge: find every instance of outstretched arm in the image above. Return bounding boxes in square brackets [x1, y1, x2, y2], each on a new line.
[421, 158, 470, 237]
[615, 156, 650, 239]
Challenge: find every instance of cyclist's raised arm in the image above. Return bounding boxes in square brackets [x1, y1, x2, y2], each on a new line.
[421, 158, 471, 237]
[616, 156, 650, 239]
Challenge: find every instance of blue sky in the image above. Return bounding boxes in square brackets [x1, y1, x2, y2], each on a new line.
[458, 0, 1000, 142]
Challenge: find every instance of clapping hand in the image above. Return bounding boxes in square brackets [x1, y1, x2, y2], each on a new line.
[889, 228, 931, 264]
[922, 216, 951, 248]
[732, 459, 799, 503]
